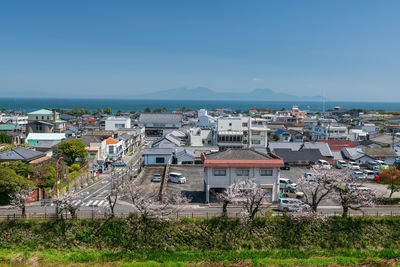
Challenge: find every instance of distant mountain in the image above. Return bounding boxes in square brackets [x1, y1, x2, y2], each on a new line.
[135, 87, 322, 101]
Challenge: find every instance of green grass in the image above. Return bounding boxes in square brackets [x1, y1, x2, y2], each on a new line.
[0, 249, 399, 266]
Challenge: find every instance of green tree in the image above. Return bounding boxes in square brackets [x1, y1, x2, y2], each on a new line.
[104, 107, 113, 115]
[0, 161, 31, 177]
[0, 167, 30, 204]
[130, 110, 137, 114]
[144, 107, 151, 113]
[57, 140, 88, 165]
[0, 133, 12, 144]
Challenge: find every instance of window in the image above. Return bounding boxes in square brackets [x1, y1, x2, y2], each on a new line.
[47, 116, 49, 120]
[229, 123, 232, 126]
[156, 157, 165, 163]
[260, 169, 273, 176]
[236, 169, 249, 176]
[36, 116, 38, 120]
[252, 131, 260, 136]
[41, 116, 44, 119]
[251, 140, 261, 145]
[108, 146, 114, 153]
[242, 123, 248, 127]
[115, 123, 125, 129]
[214, 169, 226, 176]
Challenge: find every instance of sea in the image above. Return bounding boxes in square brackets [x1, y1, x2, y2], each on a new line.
[0, 98, 399, 113]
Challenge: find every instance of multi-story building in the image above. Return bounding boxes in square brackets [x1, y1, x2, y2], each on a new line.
[26, 109, 66, 133]
[216, 117, 269, 149]
[105, 116, 131, 131]
[202, 149, 284, 203]
[311, 121, 348, 140]
[196, 109, 217, 129]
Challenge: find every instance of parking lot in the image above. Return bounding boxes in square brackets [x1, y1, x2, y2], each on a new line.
[134, 166, 164, 195]
[166, 166, 205, 203]
[280, 166, 400, 200]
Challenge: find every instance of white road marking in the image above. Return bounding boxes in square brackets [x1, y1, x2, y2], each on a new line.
[92, 200, 100, 206]
[86, 200, 93, 206]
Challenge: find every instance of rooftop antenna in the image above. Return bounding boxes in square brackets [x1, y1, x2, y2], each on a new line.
[322, 89, 326, 114]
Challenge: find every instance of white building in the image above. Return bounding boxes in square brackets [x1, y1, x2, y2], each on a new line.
[1, 114, 28, 127]
[216, 117, 269, 149]
[311, 122, 348, 140]
[105, 117, 131, 131]
[202, 149, 284, 203]
[189, 128, 215, 146]
[196, 109, 217, 129]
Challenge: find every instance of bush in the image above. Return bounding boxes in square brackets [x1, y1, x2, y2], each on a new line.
[1, 217, 400, 251]
[376, 198, 400, 205]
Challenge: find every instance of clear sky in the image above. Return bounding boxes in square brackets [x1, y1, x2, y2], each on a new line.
[1, 0, 399, 101]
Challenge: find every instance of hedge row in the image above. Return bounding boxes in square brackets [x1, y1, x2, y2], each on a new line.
[376, 198, 400, 205]
[1, 216, 400, 251]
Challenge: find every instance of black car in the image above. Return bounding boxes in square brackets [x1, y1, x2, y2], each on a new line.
[280, 162, 291, 170]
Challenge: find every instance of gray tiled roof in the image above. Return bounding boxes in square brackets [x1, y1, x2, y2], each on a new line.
[0, 147, 44, 162]
[33, 140, 61, 149]
[138, 113, 182, 125]
[206, 149, 272, 159]
[142, 148, 174, 155]
[273, 148, 322, 163]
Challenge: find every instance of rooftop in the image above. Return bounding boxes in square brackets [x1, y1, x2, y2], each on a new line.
[28, 109, 56, 115]
[0, 147, 45, 162]
[138, 113, 182, 125]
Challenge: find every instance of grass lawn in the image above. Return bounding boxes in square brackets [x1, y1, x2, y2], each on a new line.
[1, 249, 400, 266]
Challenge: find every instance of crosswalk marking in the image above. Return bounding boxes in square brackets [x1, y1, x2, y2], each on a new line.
[86, 200, 93, 206]
[98, 200, 105, 207]
[71, 200, 81, 206]
[92, 200, 100, 206]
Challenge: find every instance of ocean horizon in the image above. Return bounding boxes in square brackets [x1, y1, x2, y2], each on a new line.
[0, 98, 399, 113]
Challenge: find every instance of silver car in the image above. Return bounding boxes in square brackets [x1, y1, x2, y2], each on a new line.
[278, 198, 310, 212]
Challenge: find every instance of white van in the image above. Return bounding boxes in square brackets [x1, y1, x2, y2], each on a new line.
[169, 172, 186, 184]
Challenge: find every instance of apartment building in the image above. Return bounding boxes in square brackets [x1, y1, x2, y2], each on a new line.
[105, 116, 131, 131]
[311, 122, 348, 140]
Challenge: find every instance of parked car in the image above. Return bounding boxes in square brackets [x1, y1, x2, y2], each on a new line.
[348, 162, 361, 170]
[278, 198, 310, 212]
[336, 160, 348, 169]
[279, 178, 297, 190]
[351, 171, 366, 179]
[280, 188, 304, 199]
[367, 160, 380, 170]
[151, 173, 162, 182]
[363, 170, 376, 180]
[112, 161, 126, 167]
[375, 160, 389, 170]
[280, 162, 291, 170]
[169, 172, 186, 184]
[318, 159, 331, 169]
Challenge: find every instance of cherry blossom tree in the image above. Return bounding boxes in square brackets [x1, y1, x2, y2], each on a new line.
[126, 183, 190, 220]
[297, 168, 347, 212]
[9, 189, 31, 218]
[216, 184, 240, 217]
[230, 178, 270, 220]
[333, 181, 375, 217]
[53, 192, 80, 219]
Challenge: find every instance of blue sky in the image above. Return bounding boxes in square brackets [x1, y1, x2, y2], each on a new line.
[1, 0, 400, 101]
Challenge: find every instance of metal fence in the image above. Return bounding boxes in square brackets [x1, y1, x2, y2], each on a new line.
[2, 210, 400, 221]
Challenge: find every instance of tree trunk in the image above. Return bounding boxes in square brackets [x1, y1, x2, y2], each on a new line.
[222, 201, 228, 217]
[21, 205, 26, 218]
[342, 205, 349, 218]
[389, 188, 394, 198]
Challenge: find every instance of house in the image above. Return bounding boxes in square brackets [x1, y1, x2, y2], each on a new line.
[105, 116, 131, 131]
[202, 149, 284, 203]
[137, 113, 182, 136]
[152, 134, 182, 148]
[33, 140, 61, 155]
[267, 142, 333, 158]
[142, 148, 173, 166]
[0, 123, 22, 133]
[26, 133, 66, 147]
[175, 148, 195, 164]
[105, 137, 124, 161]
[0, 147, 45, 163]
[370, 134, 400, 148]
[362, 147, 398, 164]
[26, 109, 66, 133]
[341, 147, 375, 164]
[273, 129, 291, 142]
